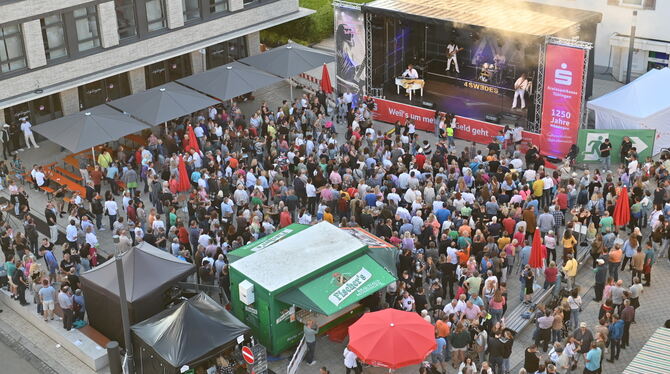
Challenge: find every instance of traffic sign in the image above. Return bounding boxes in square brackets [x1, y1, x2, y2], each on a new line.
[242, 346, 254, 364]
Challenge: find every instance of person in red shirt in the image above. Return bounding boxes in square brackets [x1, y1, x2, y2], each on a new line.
[503, 215, 516, 236]
[415, 150, 426, 170]
[544, 261, 559, 289]
[279, 206, 292, 228]
[554, 187, 568, 213]
[177, 222, 189, 247]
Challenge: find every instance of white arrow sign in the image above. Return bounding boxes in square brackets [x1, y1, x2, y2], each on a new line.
[630, 137, 648, 155]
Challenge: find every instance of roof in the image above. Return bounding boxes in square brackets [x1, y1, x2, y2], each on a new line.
[588, 68, 670, 119]
[227, 224, 311, 262]
[131, 292, 249, 367]
[230, 222, 366, 292]
[623, 327, 670, 374]
[362, 0, 602, 37]
[80, 242, 196, 302]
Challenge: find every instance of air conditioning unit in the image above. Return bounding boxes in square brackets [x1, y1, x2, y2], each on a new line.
[238, 280, 255, 305]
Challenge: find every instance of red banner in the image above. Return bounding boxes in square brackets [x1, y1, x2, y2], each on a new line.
[540, 44, 586, 158]
[370, 98, 436, 131]
[454, 116, 540, 148]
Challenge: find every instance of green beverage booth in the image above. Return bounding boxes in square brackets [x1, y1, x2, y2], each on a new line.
[228, 222, 397, 355]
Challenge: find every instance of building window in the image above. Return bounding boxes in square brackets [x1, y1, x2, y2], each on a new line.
[78, 72, 131, 109]
[182, 0, 228, 21]
[145, 54, 192, 88]
[73, 6, 101, 52]
[209, 0, 228, 14]
[41, 15, 68, 61]
[182, 0, 201, 21]
[205, 36, 248, 68]
[0, 24, 27, 73]
[114, 0, 168, 39]
[4, 93, 63, 126]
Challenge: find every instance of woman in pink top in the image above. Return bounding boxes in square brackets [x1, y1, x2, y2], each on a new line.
[488, 290, 506, 326]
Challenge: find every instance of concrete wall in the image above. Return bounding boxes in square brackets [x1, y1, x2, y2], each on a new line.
[21, 20, 47, 69]
[0, 0, 300, 102]
[128, 67, 147, 94]
[528, 0, 670, 67]
[97, 1, 120, 48]
[190, 50, 206, 74]
[246, 31, 261, 56]
[0, 0, 101, 25]
[59, 87, 80, 115]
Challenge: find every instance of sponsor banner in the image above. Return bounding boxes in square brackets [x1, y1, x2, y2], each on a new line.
[328, 267, 373, 306]
[335, 4, 366, 94]
[454, 116, 541, 149]
[371, 98, 436, 131]
[577, 129, 656, 164]
[540, 44, 586, 158]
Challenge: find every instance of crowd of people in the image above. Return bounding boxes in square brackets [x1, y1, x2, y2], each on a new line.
[0, 90, 667, 374]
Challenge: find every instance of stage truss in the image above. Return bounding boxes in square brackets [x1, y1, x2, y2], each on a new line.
[532, 36, 592, 133]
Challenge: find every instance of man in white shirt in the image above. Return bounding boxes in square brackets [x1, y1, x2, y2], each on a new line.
[343, 90, 354, 110]
[446, 42, 461, 73]
[512, 73, 530, 109]
[104, 198, 118, 230]
[208, 106, 217, 120]
[65, 220, 78, 247]
[402, 64, 419, 79]
[343, 347, 360, 374]
[20, 118, 39, 148]
[34, 167, 46, 187]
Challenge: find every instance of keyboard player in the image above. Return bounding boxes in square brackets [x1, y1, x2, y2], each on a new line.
[402, 64, 419, 79]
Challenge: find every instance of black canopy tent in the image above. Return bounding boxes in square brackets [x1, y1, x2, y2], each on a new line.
[131, 292, 250, 374]
[80, 242, 195, 346]
[107, 82, 220, 127]
[178, 61, 284, 101]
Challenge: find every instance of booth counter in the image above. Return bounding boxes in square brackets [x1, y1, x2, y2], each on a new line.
[228, 222, 397, 355]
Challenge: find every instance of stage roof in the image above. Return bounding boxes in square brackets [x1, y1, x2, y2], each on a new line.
[362, 0, 602, 37]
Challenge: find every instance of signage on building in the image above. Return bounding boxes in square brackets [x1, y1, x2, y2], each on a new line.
[328, 267, 372, 306]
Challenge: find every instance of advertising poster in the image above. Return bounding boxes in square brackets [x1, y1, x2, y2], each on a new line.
[540, 44, 586, 158]
[335, 3, 366, 94]
[577, 129, 656, 164]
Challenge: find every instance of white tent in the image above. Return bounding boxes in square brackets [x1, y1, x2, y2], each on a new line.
[587, 67, 670, 154]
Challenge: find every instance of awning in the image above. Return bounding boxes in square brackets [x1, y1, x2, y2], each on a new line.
[277, 255, 395, 316]
[239, 42, 335, 79]
[623, 327, 670, 374]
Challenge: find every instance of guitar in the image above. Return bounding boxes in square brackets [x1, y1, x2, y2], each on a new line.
[447, 47, 463, 58]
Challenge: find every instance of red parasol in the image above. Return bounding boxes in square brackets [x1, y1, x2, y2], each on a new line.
[320, 63, 333, 94]
[529, 227, 545, 268]
[177, 155, 190, 192]
[185, 125, 202, 155]
[347, 309, 436, 369]
[614, 186, 631, 227]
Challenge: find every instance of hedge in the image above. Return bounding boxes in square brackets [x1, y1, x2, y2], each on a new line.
[261, 0, 373, 47]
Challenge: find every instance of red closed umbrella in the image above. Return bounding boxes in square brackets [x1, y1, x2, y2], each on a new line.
[614, 186, 630, 227]
[529, 227, 545, 269]
[185, 125, 202, 155]
[177, 155, 191, 192]
[320, 63, 333, 94]
[348, 309, 436, 369]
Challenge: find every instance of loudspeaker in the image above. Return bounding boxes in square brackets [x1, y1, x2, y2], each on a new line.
[421, 101, 435, 109]
[485, 114, 500, 123]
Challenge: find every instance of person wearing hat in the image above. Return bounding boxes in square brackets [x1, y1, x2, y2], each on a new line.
[593, 258, 607, 301]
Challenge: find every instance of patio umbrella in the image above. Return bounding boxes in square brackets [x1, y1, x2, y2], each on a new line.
[185, 125, 202, 155]
[347, 309, 436, 369]
[240, 43, 334, 99]
[614, 186, 631, 227]
[177, 155, 190, 192]
[32, 104, 151, 153]
[320, 63, 333, 94]
[178, 62, 283, 101]
[107, 82, 219, 127]
[529, 227, 545, 269]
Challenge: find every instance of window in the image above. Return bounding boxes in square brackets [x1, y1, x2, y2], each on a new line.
[41, 15, 68, 61]
[40, 7, 101, 63]
[114, 0, 168, 39]
[0, 24, 27, 73]
[608, 0, 656, 9]
[78, 72, 131, 109]
[182, 0, 228, 21]
[205, 36, 248, 68]
[209, 0, 227, 14]
[145, 54, 192, 88]
[182, 0, 201, 21]
[73, 7, 101, 52]
[4, 93, 63, 126]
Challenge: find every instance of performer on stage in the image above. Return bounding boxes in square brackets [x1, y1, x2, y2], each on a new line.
[512, 73, 530, 110]
[446, 42, 461, 73]
[402, 64, 419, 79]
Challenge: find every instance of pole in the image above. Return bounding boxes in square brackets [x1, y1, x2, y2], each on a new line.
[625, 10, 637, 84]
[289, 79, 293, 101]
[115, 255, 135, 374]
[91, 147, 96, 166]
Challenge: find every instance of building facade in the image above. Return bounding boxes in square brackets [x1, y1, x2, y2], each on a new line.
[0, 0, 311, 126]
[528, 0, 668, 81]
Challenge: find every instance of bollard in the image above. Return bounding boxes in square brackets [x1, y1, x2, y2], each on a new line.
[107, 341, 122, 374]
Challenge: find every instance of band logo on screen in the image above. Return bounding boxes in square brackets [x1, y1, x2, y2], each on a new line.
[540, 44, 586, 158]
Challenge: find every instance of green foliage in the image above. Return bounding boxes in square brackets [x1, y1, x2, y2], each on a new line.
[261, 0, 374, 47]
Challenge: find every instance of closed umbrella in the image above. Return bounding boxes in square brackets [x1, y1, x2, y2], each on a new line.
[185, 125, 202, 155]
[347, 309, 436, 369]
[529, 227, 545, 269]
[614, 186, 631, 227]
[177, 155, 190, 192]
[320, 63, 333, 94]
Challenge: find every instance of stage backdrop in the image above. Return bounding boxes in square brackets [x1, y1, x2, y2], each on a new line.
[540, 44, 586, 159]
[577, 129, 656, 164]
[335, 3, 366, 94]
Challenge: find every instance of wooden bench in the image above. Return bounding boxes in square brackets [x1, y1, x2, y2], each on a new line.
[55, 166, 83, 182]
[505, 286, 555, 334]
[124, 134, 148, 146]
[64, 155, 78, 170]
[40, 186, 55, 198]
[50, 173, 86, 196]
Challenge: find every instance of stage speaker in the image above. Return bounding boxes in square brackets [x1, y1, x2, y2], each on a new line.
[485, 114, 500, 123]
[421, 101, 435, 109]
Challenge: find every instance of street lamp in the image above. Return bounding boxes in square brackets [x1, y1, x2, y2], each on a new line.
[625, 10, 638, 84]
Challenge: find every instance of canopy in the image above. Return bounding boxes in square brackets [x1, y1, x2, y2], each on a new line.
[132, 292, 249, 370]
[239, 43, 335, 79]
[277, 254, 395, 315]
[32, 104, 151, 153]
[80, 242, 196, 346]
[178, 61, 283, 101]
[623, 327, 670, 374]
[588, 68, 670, 154]
[107, 82, 219, 126]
